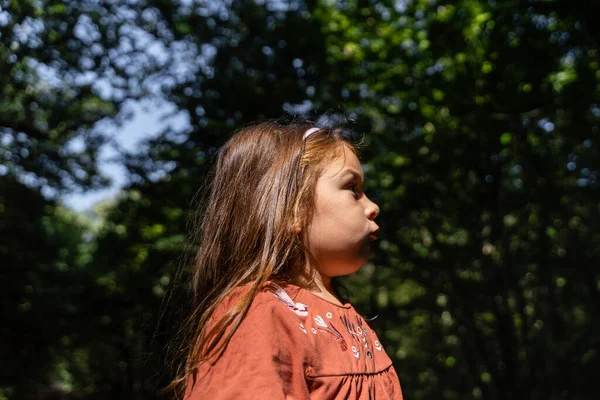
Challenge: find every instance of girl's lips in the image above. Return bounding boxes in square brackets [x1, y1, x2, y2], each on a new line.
[368, 228, 380, 241]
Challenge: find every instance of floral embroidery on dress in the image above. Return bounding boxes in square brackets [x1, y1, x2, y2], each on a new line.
[299, 322, 307, 334]
[351, 345, 360, 359]
[340, 314, 379, 360]
[314, 315, 328, 328]
[267, 282, 309, 317]
[340, 315, 361, 342]
[356, 316, 370, 339]
[314, 315, 348, 351]
[266, 283, 382, 360]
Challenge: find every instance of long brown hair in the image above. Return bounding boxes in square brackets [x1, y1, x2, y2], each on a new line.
[168, 121, 357, 397]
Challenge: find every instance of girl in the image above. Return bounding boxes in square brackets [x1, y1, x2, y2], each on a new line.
[171, 122, 403, 399]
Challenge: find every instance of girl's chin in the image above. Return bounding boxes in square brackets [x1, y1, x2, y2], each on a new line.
[328, 259, 370, 277]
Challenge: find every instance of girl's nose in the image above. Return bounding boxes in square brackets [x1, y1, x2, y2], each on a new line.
[365, 197, 380, 220]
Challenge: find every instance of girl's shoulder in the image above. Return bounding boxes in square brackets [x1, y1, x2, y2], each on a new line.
[218, 281, 353, 331]
[259, 281, 312, 317]
[216, 280, 366, 343]
[214, 281, 315, 323]
[255, 281, 354, 316]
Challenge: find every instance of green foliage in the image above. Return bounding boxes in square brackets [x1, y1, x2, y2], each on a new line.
[3, 0, 600, 399]
[318, 1, 600, 399]
[0, 0, 154, 192]
[0, 0, 160, 397]
[0, 175, 99, 397]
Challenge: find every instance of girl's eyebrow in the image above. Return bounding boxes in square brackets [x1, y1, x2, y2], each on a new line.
[339, 168, 364, 181]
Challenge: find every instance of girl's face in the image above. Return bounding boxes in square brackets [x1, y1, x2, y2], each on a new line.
[305, 144, 380, 278]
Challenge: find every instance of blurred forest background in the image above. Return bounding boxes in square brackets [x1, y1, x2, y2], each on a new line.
[2, 0, 599, 399]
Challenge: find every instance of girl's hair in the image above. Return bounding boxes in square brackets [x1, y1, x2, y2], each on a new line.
[168, 121, 357, 397]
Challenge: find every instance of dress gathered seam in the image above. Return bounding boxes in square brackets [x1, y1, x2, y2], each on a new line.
[305, 363, 395, 379]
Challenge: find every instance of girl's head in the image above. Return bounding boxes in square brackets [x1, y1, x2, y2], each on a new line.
[304, 138, 380, 279]
[192, 121, 377, 296]
[172, 121, 378, 395]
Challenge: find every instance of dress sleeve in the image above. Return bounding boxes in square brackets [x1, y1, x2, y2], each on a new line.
[185, 293, 310, 400]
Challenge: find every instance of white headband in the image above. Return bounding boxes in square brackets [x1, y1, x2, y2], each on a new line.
[303, 127, 320, 139]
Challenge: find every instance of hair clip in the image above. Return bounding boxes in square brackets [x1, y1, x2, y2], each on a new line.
[303, 127, 320, 139]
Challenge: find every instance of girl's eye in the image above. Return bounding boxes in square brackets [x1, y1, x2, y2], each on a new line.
[346, 184, 359, 198]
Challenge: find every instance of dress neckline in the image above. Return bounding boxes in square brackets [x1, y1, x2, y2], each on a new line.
[277, 282, 353, 309]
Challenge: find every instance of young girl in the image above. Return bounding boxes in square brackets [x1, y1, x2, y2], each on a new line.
[172, 122, 403, 399]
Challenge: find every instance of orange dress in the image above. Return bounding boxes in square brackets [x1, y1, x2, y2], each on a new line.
[185, 282, 403, 399]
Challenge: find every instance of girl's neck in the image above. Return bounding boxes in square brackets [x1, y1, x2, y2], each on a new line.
[308, 272, 345, 306]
